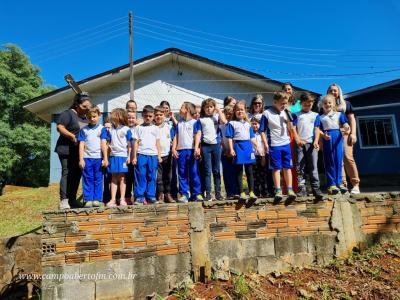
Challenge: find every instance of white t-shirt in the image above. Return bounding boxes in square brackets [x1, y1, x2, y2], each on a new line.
[293, 111, 320, 143]
[253, 132, 265, 156]
[158, 123, 173, 157]
[77, 124, 103, 159]
[134, 124, 160, 156]
[261, 108, 290, 147]
[103, 126, 132, 157]
[320, 111, 347, 131]
[196, 115, 220, 144]
[176, 119, 197, 150]
[225, 120, 254, 141]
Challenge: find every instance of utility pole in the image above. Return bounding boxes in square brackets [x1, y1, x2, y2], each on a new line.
[129, 11, 134, 101]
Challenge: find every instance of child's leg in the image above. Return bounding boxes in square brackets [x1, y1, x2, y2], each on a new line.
[110, 173, 119, 202]
[244, 164, 254, 193]
[201, 144, 213, 195]
[253, 157, 261, 195]
[296, 146, 306, 188]
[134, 154, 147, 201]
[306, 144, 320, 190]
[103, 170, 111, 203]
[272, 169, 281, 189]
[323, 139, 336, 187]
[146, 156, 158, 200]
[119, 174, 126, 201]
[156, 157, 164, 197]
[163, 154, 172, 195]
[235, 165, 244, 193]
[82, 158, 94, 202]
[265, 155, 274, 195]
[211, 144, 221, 194]
[178, 150, 190, 198]
[93, 159, 103, 201]
[189, 151, 201, 198]
[170, 158, 179, 198]
[258, 157, 267, 195]
[332, 131, 344, 186]
[282, 144, 294, 190]
[282, 168, 293, 189]
[221, 155, 234, 197]
[125, 164, 134, 201]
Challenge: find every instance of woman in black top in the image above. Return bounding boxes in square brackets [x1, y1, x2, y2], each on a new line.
[55, 93, 92, 209]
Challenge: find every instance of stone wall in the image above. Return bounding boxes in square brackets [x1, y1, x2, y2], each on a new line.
[40, 192, 400, 299]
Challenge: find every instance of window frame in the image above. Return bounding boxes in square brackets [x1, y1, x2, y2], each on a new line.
[356, 114, 399, 149]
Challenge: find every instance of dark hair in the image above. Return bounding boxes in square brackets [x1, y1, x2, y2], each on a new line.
[223, 96, 236, 107]
[70, 92, 92, 109]
[299, 92, 315, 103]
[154, 106, 164, 114]
[273, 91, 289, 102]
[125, 100, 137, 110]
[250, 116, 260, 123]
[160, 100, 171, 108]
[250, 94, 264, 113]
[200, 98, 217, 117]
[142, 105, 154, 115]
[281, 82, 296, 103]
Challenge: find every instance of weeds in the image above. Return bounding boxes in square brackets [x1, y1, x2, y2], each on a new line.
[172, 281, 193, 300]
[233, 274, 250, 299]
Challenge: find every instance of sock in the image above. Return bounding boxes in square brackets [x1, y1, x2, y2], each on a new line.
[287, 187, 293, 191]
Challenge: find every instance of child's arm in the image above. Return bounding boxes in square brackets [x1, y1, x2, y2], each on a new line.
[215, 106, 227, 124]
[156, 139, 162, 163]
[126, 142, 131, 165]
[194, 131, 201, 159]
[169, 112, 178, 126]
[78, 141, 85, 169]
[313, 127, 320, 150]
[228, 138, 235, 157]
[259, 115, 269, 154]
[101, 139, 109, 167]
[172, 135, 179, 159]
[132, 140, 138, 165]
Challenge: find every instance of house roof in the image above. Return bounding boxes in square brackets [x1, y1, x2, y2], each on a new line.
[344, 78, 400, 99]
[23, 48, 318, 121]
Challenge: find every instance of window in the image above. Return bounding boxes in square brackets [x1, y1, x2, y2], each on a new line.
[357, 115, 399, 149]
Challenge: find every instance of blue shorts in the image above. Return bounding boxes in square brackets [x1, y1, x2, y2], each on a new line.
[269, 144, 292, 170]
[108, 156, 128, 173]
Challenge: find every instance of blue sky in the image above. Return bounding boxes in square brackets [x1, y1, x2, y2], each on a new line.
[1, 0, 400, 95]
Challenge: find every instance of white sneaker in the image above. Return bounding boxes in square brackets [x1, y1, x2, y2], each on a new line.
[351, 186, 360, 194]
[59, 199, 71, 210]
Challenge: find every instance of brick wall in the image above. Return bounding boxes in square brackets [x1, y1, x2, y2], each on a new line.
[40, 192, 400, 299]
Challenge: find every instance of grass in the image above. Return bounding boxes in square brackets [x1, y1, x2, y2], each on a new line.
[0, 185, 59, 237]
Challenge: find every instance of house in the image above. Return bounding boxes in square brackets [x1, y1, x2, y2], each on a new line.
[344, 78, 400, 183]
[24, 48, 316, 183]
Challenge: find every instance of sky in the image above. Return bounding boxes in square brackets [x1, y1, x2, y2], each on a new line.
[1, 0, 400, 95]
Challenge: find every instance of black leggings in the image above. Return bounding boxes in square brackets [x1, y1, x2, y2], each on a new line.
[235, 164, 254, 193]
[58, 154, 82, 203]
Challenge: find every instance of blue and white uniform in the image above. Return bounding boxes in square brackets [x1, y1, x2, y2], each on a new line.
[78, 124, 104, 202]
[195, 115, 222, 196]
[260, 108, 292, 170]
[320, 111, 348, 187]
[176, 119, 201, 198]
[133, 124, 160, 201]
[219, 123, 238, 197]
[101, 125, 132, 173]
[225, 120, 256, 164]
[293, 111, 321, 189]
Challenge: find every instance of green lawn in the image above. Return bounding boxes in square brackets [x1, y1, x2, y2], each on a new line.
[0, 185, 59, 237]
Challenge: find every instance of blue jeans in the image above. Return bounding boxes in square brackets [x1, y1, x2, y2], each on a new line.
[221, 154, 238, 197]
[201, 143, 221, 194]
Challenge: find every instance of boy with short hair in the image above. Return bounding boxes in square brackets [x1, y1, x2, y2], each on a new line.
[78, 106, 107, 208]
[154, 106, 176, 203]
[292, 92, 324, 200]
[132, 105, 162, 204]
[260, 91, 297, 202]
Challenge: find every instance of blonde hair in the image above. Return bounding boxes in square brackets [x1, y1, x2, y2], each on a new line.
[86, 106, 101, 117]
[320, 94, 337, 112]
[109, 108, 128, 128]
[320, 83, 346, 113]
[232, 101, 249, 122]
[273, 91, 290, 102]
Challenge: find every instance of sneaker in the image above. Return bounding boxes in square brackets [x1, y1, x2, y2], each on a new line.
[92, 200, 101, 207]
[119, 199, 128, 206]
[195, 194, 204, 202]
[287, 189, 297, 201]
[178, 195, 188, 203]
[249, 191, 257, 201]
[351, 186, 360, 194]
[239, 192, 248, 201]
[106, 201, 117, 207]
[164, 194, 176, 203]
[204, 193, 212, 201]
[84, 201, 93, 208]
[327, 186, 339, 195]
[274, 189, 283, 202]
[215, 192, 223, 201]
[135, 198, 145, 205]
[297, 186, 307, 197]
[147, 198, 159, 204]
[59, 199, 70, 210]
[312, 188, 324, 201]
[339, 184, 348, 194]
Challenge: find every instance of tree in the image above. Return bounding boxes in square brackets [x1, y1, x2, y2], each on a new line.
[0, 44, 54, 195]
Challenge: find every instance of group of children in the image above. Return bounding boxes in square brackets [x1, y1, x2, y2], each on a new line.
[76, 89, 351, 208]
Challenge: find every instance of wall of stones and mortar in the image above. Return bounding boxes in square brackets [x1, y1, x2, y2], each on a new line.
[34, 192, 400, 299]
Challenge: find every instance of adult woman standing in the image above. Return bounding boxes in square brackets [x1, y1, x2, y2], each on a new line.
[55, 93, 92, 209]
[326, 84, 360, 194]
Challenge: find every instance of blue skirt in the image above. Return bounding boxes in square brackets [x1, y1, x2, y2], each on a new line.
[108, 156, 128, 173]
[234, 140, 256, 165]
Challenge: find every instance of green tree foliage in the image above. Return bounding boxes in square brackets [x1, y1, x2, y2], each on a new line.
[0, 44, 54, 194]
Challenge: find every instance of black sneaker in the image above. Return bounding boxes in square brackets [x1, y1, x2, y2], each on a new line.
[204, 193, 212, 202]
[215, 192, 223, 201]
[312, 188, 324, 201]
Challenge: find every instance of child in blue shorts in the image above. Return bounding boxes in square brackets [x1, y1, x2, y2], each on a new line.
[101, 108, 132, 207]
[78, 106, 107, 208]
[260, 91, 297, 202]
[132, 105, 162, 204]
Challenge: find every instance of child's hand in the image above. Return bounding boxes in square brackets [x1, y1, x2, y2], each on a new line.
[323, 134, 331, 141]
[230, 149, 236, 157]
[172, 149, 179, 159]
[264, 144, 269, 154]
[102, 159, 108, 168]
[194, 148, 201, 159]
[297, 139, 306, 147]
[132, 157, 137, 166]
[261, 156, 266, 167]
[126, 157, 131, 165]
[158, 156, 162, 164]
[343, 124, 350, 133]
[313, 142, 320, 150]
[79, 160, 85, 170]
